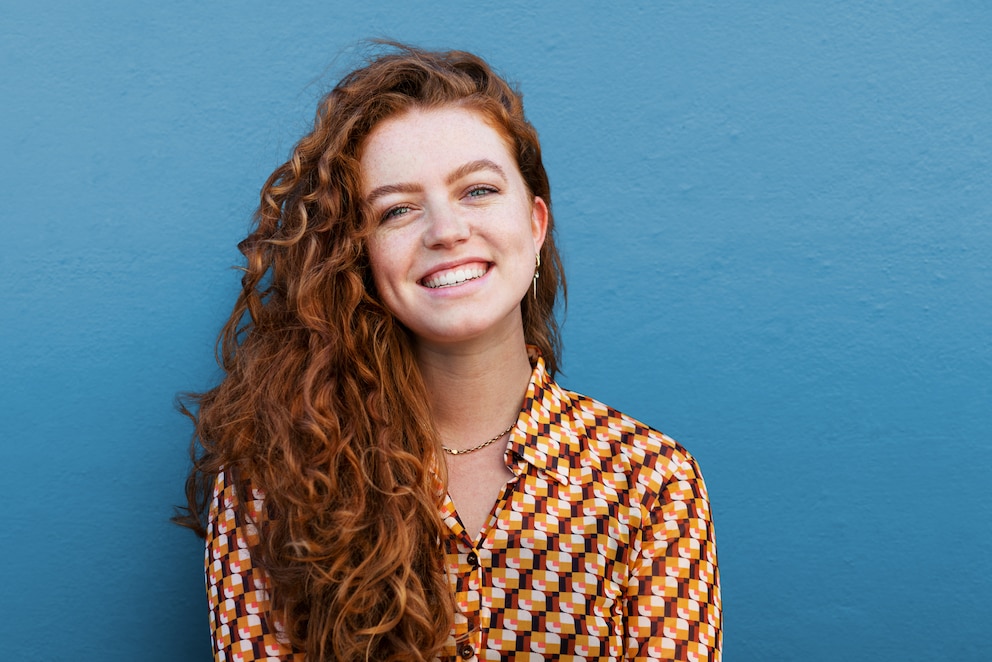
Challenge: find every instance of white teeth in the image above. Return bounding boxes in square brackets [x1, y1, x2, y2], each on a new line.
[424, 266, 486, 289]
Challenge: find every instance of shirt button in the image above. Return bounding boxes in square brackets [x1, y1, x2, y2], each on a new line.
[467, 552, 479, 568]
[458, 644, 475, 659]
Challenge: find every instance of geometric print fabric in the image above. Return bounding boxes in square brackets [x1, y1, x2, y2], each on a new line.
[203, 352, 721, 660]
[441, 352, 721, 660]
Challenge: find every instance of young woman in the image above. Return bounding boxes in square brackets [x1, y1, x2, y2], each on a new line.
[177, 44, 721, 662]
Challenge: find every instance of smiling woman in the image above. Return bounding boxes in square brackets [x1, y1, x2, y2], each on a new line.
[175, 43, 721, 661]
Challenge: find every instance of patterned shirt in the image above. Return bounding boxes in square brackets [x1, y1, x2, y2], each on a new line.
[205, 355, 721, 660]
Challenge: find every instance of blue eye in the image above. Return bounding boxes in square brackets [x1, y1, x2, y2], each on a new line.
[468, 186, 497, 198]
[382, 205, 410, 221]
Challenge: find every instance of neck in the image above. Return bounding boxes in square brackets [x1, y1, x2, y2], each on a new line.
[415, 336, 533, 451]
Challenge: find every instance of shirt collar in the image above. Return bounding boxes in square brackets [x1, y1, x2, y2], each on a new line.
[505, 349, 589, 486]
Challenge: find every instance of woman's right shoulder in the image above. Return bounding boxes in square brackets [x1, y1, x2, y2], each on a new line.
[203, 471, 304, 661]
[207, 468, 264, 546]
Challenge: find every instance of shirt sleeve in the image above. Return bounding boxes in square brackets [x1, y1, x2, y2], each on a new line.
[205, 469, 306, 662]
[624, 451, 722, 661]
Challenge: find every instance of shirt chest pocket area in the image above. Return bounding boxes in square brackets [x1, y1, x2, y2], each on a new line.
[500, 484, 630, 641]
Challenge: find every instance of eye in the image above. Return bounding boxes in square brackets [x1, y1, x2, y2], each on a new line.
[466, 185, 498, 198]
[381, 205, 411, 222]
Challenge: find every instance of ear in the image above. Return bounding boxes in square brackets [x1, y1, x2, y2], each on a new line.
[531, 196, 549, 252]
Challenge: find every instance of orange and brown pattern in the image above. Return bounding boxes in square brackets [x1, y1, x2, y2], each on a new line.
[206, 476, 304, 662]
[205, 354, 721, 661]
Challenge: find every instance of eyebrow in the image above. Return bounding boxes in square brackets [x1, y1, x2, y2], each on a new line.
[364, 159, 508, 205]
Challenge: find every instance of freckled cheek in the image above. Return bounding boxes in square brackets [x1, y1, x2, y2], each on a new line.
[366, 245, 391, 291]
[367, 237, 411, 295]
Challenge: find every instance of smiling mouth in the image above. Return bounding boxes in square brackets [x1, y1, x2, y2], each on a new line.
[421, 264, 489, 289]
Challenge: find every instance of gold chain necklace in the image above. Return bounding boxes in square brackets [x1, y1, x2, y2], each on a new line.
[441, 421, 516, 456]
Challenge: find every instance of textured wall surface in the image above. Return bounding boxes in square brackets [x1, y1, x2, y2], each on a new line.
[2, 2, 989, 660]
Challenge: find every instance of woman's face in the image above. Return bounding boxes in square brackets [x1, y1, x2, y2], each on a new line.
[362, 106, 547, 352]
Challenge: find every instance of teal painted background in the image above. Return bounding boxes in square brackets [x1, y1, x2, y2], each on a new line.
[2, 2, 989, 660]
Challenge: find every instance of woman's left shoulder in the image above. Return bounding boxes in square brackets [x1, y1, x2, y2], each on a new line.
[557, 384, 705, 484]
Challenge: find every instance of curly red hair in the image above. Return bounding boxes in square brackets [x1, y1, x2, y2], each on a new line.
[176, 43, 565, 661]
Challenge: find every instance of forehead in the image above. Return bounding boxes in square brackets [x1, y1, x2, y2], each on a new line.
[359, 106, 517, 190]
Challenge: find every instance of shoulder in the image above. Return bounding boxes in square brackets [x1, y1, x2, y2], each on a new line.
[207, 468, 265, 548]
[550, 381, 706, 496]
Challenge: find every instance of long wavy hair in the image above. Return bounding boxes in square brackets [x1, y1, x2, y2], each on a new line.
[175, 44, 565, 661]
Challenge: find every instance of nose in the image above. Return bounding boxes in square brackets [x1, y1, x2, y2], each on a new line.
[423, 201, 470, 248]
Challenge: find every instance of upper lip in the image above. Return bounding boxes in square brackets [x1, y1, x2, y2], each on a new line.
[418, 258, 491, 283]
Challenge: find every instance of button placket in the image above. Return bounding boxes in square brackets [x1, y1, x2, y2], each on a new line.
[466, 545, 488, 658]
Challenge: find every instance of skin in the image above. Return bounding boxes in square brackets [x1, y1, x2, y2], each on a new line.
[363, 106, 548, 537]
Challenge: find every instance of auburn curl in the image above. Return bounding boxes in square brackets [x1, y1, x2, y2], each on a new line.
[175, 43, 565, 661]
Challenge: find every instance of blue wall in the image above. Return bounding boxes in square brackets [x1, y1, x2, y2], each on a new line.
[2, 2, 989, 660]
